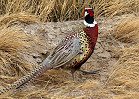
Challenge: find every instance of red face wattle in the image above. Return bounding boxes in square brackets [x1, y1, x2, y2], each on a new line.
[87, 9, 93, 17]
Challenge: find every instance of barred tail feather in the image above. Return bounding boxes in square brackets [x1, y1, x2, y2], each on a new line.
[0, 59, 51, 96]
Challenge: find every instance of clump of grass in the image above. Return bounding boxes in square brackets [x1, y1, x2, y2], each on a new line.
[113, 15, 139, 43]
[0, 12, 40, 29]
[105, 44, 139, 99]
[0, 28, 30, 77]
[0, 12, 41, 78]
[104, 0, 139, 18]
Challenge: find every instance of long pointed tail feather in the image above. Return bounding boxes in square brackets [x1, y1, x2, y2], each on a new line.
[0, 60, 52, 96]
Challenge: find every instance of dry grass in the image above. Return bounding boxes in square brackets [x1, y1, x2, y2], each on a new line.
[1, 0, 138, 22]
[0, 11, 40, 78]
[113, 15, 139, 43]
[0, 13, 40, 30]
[0, 0, 139, 98]
[105, 14, 139, 99]
[0, 28, 28, 97]
[104, 0, 139, 18]
[105, 43, 139, 99]
[0, 27, 34, 78]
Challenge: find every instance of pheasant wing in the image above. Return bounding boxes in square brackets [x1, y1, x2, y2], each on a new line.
[48, 35, 81, 68]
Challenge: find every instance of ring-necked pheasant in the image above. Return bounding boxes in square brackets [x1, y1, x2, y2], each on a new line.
[0, 8, 99, 96]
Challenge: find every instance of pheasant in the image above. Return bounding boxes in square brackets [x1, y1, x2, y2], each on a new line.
[0, 8, 99, 96]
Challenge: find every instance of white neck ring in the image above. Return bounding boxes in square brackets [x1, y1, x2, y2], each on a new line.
[84, 20, 97, 27]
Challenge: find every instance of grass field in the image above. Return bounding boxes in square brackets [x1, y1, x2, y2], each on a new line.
[0, 0, 139, 98]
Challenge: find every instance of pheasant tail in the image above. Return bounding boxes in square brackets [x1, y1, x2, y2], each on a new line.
[0, 59, 51, 96]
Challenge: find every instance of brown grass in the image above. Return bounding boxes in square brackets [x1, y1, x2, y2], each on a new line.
[105, 14, 139, 99]
[105, 43, 139, 99]
[1, 0, 138, 22]
[113, 15, 139, 43]
[0, 0, 139, 98]
[0, 27, 33, 78]
[104, 0, 139, 18]
[0, 13, 40, 30]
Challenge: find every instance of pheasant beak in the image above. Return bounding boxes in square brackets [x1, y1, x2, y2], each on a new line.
[83, 9, 86, 16]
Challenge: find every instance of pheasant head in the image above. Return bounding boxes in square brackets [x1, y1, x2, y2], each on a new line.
[83, 8, 97, 27]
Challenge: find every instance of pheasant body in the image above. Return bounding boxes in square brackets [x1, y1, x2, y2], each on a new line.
[46, 24, 98, 72]
[0, 8, 99, 95]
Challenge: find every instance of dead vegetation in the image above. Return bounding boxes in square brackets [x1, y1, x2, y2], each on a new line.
[105, 15, 139, 99]
[0, 0, 139, 98]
